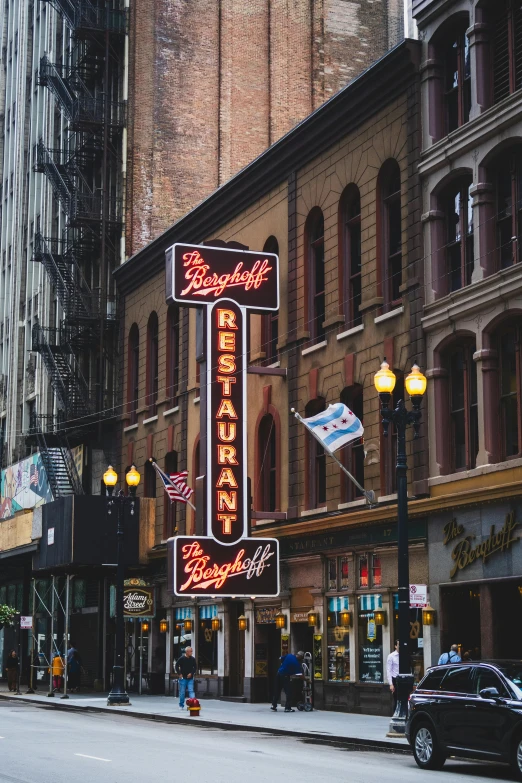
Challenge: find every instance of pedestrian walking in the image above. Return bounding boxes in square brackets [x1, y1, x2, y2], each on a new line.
[438, 644, 461, 665]
[5, 650, 19, 692]
[175, 646, 197, 709]
[68, 650, 82, 693]
[270, 650, 304, 713]
[386, 640, 399, 714]
[50, 652, 64, 692]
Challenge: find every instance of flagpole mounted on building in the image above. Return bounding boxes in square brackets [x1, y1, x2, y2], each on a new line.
[149, 459, 197, 512]
[291, 407, 375, 506]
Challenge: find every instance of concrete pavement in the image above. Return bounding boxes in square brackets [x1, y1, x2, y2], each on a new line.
[0, 685, 408, 751]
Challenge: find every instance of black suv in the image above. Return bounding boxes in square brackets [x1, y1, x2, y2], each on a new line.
[406, 662, 522, 778]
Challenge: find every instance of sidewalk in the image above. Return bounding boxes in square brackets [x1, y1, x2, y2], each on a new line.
[0, 686, 409, 751]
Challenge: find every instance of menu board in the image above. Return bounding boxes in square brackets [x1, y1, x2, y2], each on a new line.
[358, 610, 383, 683]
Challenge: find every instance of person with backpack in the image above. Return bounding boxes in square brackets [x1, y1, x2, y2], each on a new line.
[438, 644, 461, 665]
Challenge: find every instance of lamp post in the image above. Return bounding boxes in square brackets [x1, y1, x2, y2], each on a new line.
[103, 464, 140, 706]
[374, 359, 427, 736]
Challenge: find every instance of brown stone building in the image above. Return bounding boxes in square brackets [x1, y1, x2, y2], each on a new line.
[125, 0, 407, 255]
[115, 39, 428, 714]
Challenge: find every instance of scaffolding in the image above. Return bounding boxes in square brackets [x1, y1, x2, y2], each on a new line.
[30, 576, 72, 698]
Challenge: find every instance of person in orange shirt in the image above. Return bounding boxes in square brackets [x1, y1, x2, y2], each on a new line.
[49, 653, 64, 692]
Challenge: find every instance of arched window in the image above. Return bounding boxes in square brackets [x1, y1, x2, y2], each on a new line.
[127, 324, 139, 425]
[306, 210, 325, 341]
[261, 237, 279, 364]
[305, 398, 326, 509]
[495, 149, 522, 269]
[381, 370, 404, 496]
[492, 0, 522, 103]
[144, 460, 156, 498]
[258, 414, 277, 512]
[379, 161, 402, 310]
[340, 186, 362, 328]
[163, 450, 178, 539]
[340, 385, 364, 502]
[166, 305, 180, 407]
[146, 312, 159, 416]
[446, 341, 478, 470]
[497, 323, 522, 458]
[442, 178, 474, 291]
[443, 24, 471, 132]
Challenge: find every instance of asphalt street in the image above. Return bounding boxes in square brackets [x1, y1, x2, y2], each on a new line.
[0, 700, 516, 783]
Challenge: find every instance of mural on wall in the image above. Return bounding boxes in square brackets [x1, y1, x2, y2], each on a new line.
[0, 453, 53, 520]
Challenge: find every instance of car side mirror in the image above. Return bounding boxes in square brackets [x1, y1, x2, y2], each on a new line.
[480, 687, 500, 699]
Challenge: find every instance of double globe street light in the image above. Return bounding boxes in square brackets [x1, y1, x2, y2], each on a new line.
[103, 464, 140, 706]
[374, 360, 427, 736]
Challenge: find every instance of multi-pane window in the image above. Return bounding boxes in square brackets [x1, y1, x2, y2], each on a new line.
[128, 324, 139, 425]
[380, 161, 402, 308]
[340, 385, 364, 503]
[327, 556, 350, 591]
[496, 151, 522, 269]
[359, 554, 381, 588]
[307, 211, 325, 341]
[166, 305, 179, 406]
[341, 186, 362, 327]
[305, 398, 326, 509]
[442, 179, 474, 292]
[492, 0, 522, 103]
[498, 325, 522, 458]
[444, 29, 471, 132]
[372, 555, 382, 588]
[262, 237, 279, 364]
[258, 413, 277, 512]
[447, 343, 478, 470]
[147, 312, 159, 416]
[359, 555, 369, 587]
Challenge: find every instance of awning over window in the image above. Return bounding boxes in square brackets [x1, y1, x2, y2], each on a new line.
[199, 604, 218, 619]
[328, 596, 350, 612]
[358, 594, 382, 611]
[175, 606, 193, 620]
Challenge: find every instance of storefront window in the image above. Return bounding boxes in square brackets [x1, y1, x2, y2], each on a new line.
[359, 556, 368, 587]
[393, 596, 424, 683]
[327, 597, 350, 681]
[372, 556, 382, 588]
[328, 556, 350, 591]
[328, 559, 337, 591]
[173, 608, 193, 668]
[198, 605, 218, 675]
[358, 596, 384, 683]
[340, 557, 349, 590]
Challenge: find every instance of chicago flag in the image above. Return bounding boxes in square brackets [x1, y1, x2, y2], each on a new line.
[302, 403, 363, 454]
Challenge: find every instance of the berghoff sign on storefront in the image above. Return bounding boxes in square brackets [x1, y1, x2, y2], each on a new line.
[166, 242, 280, 597]
[444, 511, 519, 578]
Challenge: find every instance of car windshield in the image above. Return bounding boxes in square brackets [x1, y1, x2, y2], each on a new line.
[496, 664, 522, 700]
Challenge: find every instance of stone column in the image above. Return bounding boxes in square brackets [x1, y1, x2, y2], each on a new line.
[422, 210, 446, 300]
[468, 15, 492, 116]
[471, 181, 495, 281]
[420, 56, 444, 146]
[476, 346, 500, 464]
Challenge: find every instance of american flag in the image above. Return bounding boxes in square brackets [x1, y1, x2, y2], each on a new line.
[29, 464, 39, 487]
[151, 461, 194, 505]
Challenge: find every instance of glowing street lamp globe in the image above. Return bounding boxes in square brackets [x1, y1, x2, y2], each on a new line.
[405, 362, 427, 399]
[374, 359, 396, 395]
[126, 465, 141, 488]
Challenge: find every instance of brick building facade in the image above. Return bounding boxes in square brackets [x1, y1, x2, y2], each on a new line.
[125, 0, 407, 256]
[115, 40, 427, 714]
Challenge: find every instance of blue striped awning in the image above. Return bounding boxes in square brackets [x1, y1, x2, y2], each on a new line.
[358, 594, 383, 611]
[328, 596, 350, 612]
[394, 593, 399, 610]
[199, 604, 218, 619]
[175, 606, 193, 620]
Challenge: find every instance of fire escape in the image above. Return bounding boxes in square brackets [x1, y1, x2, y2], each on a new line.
[31, 0, 126, 495]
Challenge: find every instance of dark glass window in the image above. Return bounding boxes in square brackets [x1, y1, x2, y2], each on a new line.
[492, 0, 522, 103]
[258, 414, 277, 512]
[447, 342, 478, 471]
[441, 666, 474, 694]
[444, 181, 474, 291]
[128, 324, 139, 425]
[380, 161, 402, 309]
[305, 398, 326, 509]
[419, 668, 448, 691]
[144, 460, 156, 498]
[498, 325, 522, 458]
[341, 186, 362, 327]
[474, 667, 509, 697]
[444, 30, 471, 132]
[495, 151, 522, 269]
[147, 312, 159, 416]
[372, 555, 382, 588]
[262, 237, 279, 364]
[340, 384, 364, 502]
[359, 555, 369, 588]
[166, 306, 179, 406]
[307, 212, 325, 340]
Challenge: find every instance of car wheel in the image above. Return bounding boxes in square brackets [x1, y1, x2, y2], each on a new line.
[511, 735, 522, 780]
[412, 722, 446, 771]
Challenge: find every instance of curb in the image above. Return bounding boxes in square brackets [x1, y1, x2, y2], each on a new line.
[0, 693, 410, 754]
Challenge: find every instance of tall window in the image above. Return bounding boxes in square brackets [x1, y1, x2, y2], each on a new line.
[443, 179, 474, 291]
[445, 342, 478, 471]
[444, 27, 471, 131]
[146, 312, 159, 416]
[496, 150, 522, 269]
[380, 161, 402, 309]
[163, 450, 178, 539]
[307, 210, 325, 341]
[144, 460, 156, 498]
[492, 0, 522, 103]
[128, 324, 139, 425]
[166, 305, 180, 406]
[340, 186, 362, 327]
[261, 237, 279, 364]
[258, 414, 277, 512]
[305, 398, 326, 509]
[340, 385, 364, 502]
[497, 324, 522, 458]
[382, 371, 404, 496]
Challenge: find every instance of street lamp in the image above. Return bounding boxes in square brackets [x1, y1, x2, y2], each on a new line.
[103, 464, 140, 706]
[374, 359, 426, 736]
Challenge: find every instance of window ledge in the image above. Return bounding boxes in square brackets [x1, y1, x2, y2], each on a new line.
[163, 406, 179, 417]
[267, 360, 280, 368]
[300, 506, 328, 518]
[377, 493, 398, 503]
[428, 456, 522, 486]
[193, 396, 200, 404]
[374, 306, 404, 324]
[338, 498, 367, 510]
[301, 339, 327, 357]
[337, 324, 364, 341]
[143, 415, 158, 425]
[123, 423, 139, 433]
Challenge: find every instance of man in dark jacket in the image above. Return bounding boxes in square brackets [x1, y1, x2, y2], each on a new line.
[271, 650, 304, 713]
[175, 646, 197, 708]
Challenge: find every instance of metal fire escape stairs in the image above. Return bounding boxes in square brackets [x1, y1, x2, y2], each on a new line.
[30, 415, 84, 497]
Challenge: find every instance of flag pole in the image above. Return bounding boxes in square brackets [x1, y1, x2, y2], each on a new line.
[150, 459, 197, 512]
[291, 408, 375, 506]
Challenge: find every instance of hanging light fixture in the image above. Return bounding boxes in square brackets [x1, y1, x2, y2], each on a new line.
[141, 621, 150, 632]
[422, 606, 437, 626]
[211, 617, 221, 632]
[238, 615, 248, 632]
[274, 611, 286, 630]
[340, 610, 351, 628]
[159, 619, 168, 633]
[307, 610, 319, 628]
[374, 610, 386, 626]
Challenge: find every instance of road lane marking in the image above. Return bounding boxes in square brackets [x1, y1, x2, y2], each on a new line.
[75, 754, 111, 762]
